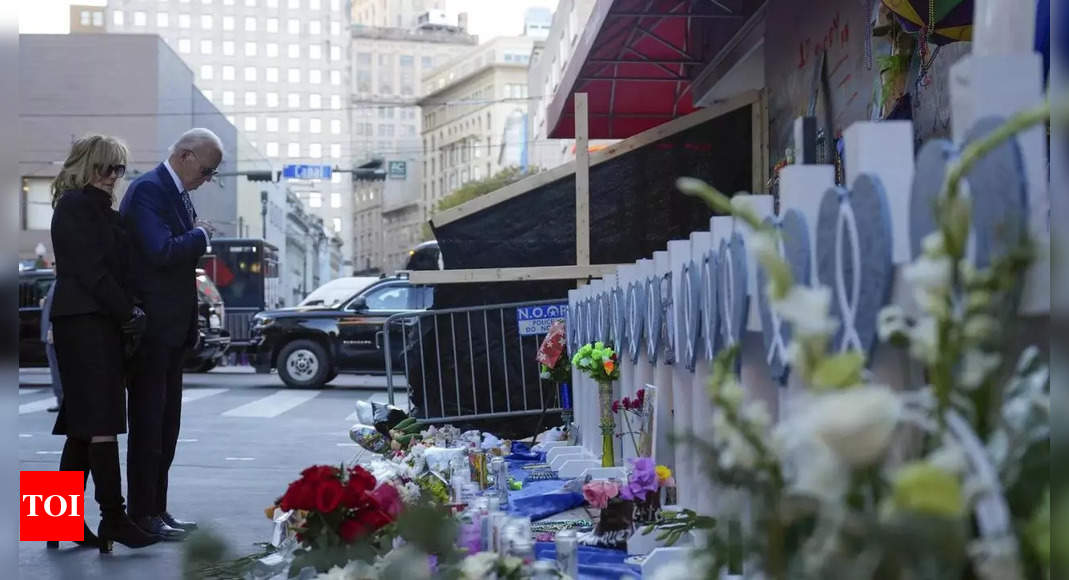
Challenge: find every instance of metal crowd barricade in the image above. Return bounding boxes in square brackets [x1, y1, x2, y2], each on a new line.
[383, 299, 566, 425]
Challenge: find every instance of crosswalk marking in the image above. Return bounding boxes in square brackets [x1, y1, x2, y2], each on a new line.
[221, 390, 320, 418]
[182, 388, 228, 404]
[20, 398, 56, 415]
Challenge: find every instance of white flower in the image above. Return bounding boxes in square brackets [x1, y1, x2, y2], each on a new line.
[793, 386, 902, 466]
[712, 409, 758, 470]
[460, 552, 499, 580]
[960, 349, 1001, 389]
[909, 316, 939, 365]
[921, 231, 946, 257]
[772, 285, 838, 337]
[877, 305, 908, 342]
[963, 315, 998, 342]
[719, 377, 744, 408]
[903, 254, 952, 315]
[927, 443, 968, 476]
[773, 425, 849, 503]
[742, 400, 772, 432]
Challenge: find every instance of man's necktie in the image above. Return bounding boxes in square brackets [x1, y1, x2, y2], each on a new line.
[179, 190, 197, 223]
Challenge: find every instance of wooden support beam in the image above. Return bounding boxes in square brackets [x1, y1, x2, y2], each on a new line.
[409, 264, 626, 285]
[575, 92, 591, 267]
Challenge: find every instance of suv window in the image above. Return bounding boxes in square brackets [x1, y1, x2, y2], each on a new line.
[363, 284, 411, 311]
[19, 277, 54, 308]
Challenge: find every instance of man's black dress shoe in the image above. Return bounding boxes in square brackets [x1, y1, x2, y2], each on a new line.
[132, 515, 187, 541]
[161, 512, 198, 532]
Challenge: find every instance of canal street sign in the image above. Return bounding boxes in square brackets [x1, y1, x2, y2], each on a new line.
[282, 164, 332, 180]
[516, 303, 569, 336]
[387, 161, 407, 179]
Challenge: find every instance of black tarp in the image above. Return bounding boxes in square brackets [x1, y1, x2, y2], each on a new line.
[406, 106, 754, 436]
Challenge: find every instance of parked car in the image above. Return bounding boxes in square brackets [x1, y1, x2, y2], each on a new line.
[249, 275, 433, 389]
[198, 238, 280, 353]
[297, 276, 379, 308]
[18, 268, 56, 368]
[18, 267, 229, 371]
[184, 270, 231, 372]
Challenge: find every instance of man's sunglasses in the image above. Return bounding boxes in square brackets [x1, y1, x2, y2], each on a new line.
[100, 164, 127, 178]
[185, 149, 220, 180]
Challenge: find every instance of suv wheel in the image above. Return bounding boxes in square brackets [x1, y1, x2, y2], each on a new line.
[277, 340, 331, 389]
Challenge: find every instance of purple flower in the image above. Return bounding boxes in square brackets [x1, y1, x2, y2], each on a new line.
[619, 457, 659, 502]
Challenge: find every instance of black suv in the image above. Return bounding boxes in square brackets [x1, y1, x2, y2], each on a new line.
[18, 267, 229, 371]
[249, 275, 433, 389]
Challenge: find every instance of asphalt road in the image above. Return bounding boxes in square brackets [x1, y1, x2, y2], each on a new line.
[18, 367, 408, 580]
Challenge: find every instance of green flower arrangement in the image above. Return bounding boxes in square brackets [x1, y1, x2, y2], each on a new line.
[571, 341, 621, 383]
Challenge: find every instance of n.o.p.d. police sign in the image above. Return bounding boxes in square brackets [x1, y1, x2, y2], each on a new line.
[517, 303, 568, 336]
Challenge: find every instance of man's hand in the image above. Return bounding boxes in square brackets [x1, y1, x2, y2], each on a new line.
[123, 306, 148, 336]
[194, 220, 218, 239]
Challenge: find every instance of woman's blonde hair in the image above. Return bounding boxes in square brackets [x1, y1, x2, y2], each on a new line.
[51, 134, 129, 207]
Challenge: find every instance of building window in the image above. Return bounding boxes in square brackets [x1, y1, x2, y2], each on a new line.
[288, 44, 300, 58]
[421, 55, 432, 70]
[245, 42, 258, 57]
[288, 93, 300, 108]
[203, 0, 213, 4]
[202, 89, 213, 100]
[400, 55, 415, 96]
[266, 117, 279, 132]
[267, 18, 278, 33]
[330, 95, 341, 109]
[330, 144, 341, 158]
[309, 70, 322, 84]
[288, 0, 300, 8]
[244, 16, 257, 32]
[222, 90, 234, 105]
[134, 11, 146, 26]
[330, 45, 341, 62]
[310, 0, 321, 9]
[330, 0, 339, 10]
[332, 218, 342, 233]
[244, 117, 257, 131]
[307, 192, 322, 207]
[266, 92, 279, 107]
[309, 143, 322, 157]
[200, 39, 213, 54]
[266, 142, 279, 157]
[178, 39, 192, 54]
[267, 0, 276, 6]
[331, 172, 342, 184]
[330, 21, 340, 36]
[266, 67, 278, 82]
[157, 13, 169, 27]
[288, 69, 301, 83]
[179, 14, 191, 28]
[330, 119, 341, 134]
[266, 43, 278, 57]
[287, 19, 299, 34]
[309, 21, 321, 35]
[288, 143, 300, 157]
[222, 65, 235, 80]
[244, 67, 257, 82]
[330, 70, 340, 85]
[245, 0, 256, 6]
[309, 94, 321, 108]
[355, 52, 371, 92]
[223, 16, 234, 31]
[245, 92, 257, 106]
[201, 65, 214, 80]
[288, 118, 300, 132]
[309, 118, 321, 133]
[223, 40, 234, 55]
[113, 10, 124, 26]
[309, 45, 322, 60]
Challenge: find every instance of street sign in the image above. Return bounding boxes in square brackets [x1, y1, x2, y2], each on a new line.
[516, 303, 569, 336]
[282, 164, 332, 180]
[387, 161, 407, 179]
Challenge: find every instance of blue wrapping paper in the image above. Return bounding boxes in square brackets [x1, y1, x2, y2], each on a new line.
[534, 542, 639, 579]
[505, 458, 584, 521]
[508, 441, 543, 462]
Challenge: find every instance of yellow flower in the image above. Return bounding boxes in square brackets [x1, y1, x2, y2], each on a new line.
[655, 465, 672, 484]
[892, 462, 964, 518]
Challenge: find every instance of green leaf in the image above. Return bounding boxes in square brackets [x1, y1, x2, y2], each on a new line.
[810, 351, 865, 390]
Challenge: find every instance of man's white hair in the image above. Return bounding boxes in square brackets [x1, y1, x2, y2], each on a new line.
[171, 128, 224, 154]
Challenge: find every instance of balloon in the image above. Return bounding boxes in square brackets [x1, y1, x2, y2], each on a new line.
[349, 423, 389, 454]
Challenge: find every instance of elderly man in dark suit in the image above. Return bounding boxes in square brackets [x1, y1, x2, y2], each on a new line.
[119, 128, 221, 540]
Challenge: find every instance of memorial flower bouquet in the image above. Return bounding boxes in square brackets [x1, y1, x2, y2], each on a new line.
[573, 341, 622, 467]
[612, 388, 652, 456]
[668, 103, 1053, 579]
[537, 320, 572, 383]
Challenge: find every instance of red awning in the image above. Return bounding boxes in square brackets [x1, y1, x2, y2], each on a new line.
[548, 0, 752, 139]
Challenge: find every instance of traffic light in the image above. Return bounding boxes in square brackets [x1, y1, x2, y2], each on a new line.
[245, 170, 276, 182]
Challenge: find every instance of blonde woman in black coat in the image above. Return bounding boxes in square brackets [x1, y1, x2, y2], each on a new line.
[47, 135, 158, 553]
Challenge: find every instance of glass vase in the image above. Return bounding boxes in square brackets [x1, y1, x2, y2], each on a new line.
[597, 381, 615, 467]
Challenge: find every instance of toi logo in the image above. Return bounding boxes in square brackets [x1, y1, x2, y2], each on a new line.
[20, 471, 85, 542]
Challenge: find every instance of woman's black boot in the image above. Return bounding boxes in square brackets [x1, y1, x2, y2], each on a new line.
[48, 438, 99, 549]
[88, 441, 158, 553]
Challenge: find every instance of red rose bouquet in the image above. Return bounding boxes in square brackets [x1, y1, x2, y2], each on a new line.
[275, 464, 401, 550]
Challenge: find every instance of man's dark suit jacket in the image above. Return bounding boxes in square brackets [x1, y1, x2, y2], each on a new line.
[119, 164, 207, 347]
